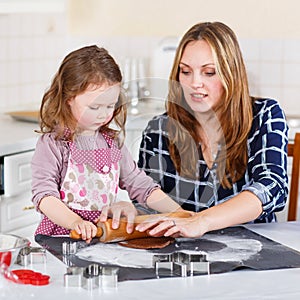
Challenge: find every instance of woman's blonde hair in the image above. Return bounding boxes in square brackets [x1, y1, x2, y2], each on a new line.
[167, 22, 254, 188]
[39, 45, 127, 145]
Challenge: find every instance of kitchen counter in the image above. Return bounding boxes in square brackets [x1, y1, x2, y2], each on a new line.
[0, 107, 297, 157]
[0, 114, 39, 156]
[1, 111, 299, 299]
[0, 108, 159, 157]
[2, 222, 300, 300]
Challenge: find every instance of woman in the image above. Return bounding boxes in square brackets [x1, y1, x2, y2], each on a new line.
[136, 22, 289, 238]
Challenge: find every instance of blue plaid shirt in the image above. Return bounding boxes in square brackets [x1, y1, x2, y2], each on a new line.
[138, 98, 289, 223]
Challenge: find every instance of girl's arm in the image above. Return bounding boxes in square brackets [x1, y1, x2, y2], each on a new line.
[39, 195, 97, 242]
[31, 134, 66, 210]
[98, 187, 187, 234]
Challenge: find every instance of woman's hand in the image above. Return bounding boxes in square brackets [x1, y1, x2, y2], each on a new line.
[71, 219, 98, 243]
[98, 201, 138, 234]
[135, 213, 207, 238]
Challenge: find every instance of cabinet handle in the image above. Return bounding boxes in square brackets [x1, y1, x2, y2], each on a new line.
[23, 205, 35, 210]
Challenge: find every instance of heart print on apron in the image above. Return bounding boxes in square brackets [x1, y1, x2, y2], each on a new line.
[35, 132, 122, 236]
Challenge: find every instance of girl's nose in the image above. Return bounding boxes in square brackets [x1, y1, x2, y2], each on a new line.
[97, 109, 107, 119]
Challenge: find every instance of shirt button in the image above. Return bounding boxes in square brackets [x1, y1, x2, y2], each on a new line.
[102, 165, 109, 173]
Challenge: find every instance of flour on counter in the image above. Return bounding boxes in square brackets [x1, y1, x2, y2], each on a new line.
[205, 235, 262, 262]
[76, 243, 155, 268]
[75, 235, 263, 269]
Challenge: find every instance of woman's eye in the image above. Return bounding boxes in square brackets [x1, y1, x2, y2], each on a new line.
[203, 69, 216, 76]
[107, 104, 115, 109]
[180, 69, 191, 75]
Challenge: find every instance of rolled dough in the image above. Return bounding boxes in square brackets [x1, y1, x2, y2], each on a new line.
[118, 237, 175, 249]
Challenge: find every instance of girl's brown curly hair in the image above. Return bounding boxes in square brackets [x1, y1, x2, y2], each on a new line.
[38, 45, 127, 145]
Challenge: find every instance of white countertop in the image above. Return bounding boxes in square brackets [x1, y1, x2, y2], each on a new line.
[1, 110, 299, 299]
[2, 222, 300, 300]
[0, 109, 160, 157]
[0, 106, 296, 157]
[0, 114, 39, 156]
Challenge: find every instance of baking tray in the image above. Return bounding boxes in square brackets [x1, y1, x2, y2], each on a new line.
[6, 110, 39, 123]
[35, 226, 300, 282]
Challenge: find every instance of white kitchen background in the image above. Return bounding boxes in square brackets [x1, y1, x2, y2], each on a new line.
[1, 9, 300, 118]
[0, 1, 299, 235]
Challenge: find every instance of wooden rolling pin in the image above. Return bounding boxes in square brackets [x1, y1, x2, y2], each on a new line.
[70, 211, 191, 243]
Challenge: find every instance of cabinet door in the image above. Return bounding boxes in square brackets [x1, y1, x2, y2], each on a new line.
[4, 150, 34, 197]
[0, 191, 40, 233]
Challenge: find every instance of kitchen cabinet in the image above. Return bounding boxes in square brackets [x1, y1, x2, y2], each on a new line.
[0, 150, 40, 233]
[3, 150, 34, 197]
[0, 187, 40, 233]
[0, 114, 39, 234]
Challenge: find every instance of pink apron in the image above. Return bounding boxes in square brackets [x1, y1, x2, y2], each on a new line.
[35, 132, 121, 236]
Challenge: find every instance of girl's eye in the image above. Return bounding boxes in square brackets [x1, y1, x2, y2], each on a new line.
[88, 106, 99, 110]
[107, 104, 115, 109]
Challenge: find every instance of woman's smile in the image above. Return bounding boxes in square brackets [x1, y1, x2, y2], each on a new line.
[190, 92, 208, 101]
[179, 40, 224, 113]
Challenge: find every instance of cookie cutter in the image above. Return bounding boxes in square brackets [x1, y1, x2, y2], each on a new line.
[61, 241, 79, 266]
[100, 266, 119, 288]
[83, 264, 101, 290]
[153, 251, 209, 277]
[17, 246, 47, 266]
[64, 266, 86, 288]
[153, 254, 174, 277]
[64, 264, 119, 290]
[173, 261, 188, 277]
[174, 252, 210, 275]
[62, 241, 77, 255]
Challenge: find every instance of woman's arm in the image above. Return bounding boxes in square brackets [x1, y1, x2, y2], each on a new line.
[99, 188, 188, 234]
[136, 190, 262, 238]
[146, 188, 183, 213]
[136, 99, 288, 237]
[99, 140, 186, 233]
[243, 99, 289, 219]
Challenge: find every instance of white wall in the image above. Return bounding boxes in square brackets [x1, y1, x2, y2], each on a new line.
[67, 0, 300, 118]
[0, 12, 68, 112]
[68, 0, 300, 39]
[0, 0, 300, 118]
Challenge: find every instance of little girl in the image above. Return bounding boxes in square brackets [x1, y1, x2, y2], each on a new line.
[31, 45, 182, 242]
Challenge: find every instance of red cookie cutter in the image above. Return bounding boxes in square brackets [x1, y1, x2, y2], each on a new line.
[5, 269, 50, 286]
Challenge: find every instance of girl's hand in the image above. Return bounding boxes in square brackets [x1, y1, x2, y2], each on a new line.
[98, 201, 138, 234]
[71, 219, 98, 243]
[135, 213, 207, 238]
